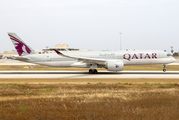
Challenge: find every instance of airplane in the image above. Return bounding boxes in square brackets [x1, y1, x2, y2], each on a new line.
[7, 32, 176, 74]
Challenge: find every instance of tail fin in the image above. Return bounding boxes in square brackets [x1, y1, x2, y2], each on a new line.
[7, 33, 36, 56]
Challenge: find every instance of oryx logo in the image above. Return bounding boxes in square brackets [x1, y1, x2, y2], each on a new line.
[115, 64, 119, 68]
[8, 34, 31, 56]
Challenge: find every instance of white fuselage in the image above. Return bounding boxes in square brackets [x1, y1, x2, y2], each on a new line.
[16, 50, 176, 68]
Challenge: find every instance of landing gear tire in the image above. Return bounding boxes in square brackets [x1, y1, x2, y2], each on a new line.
[163, 65, 166, 72]
[89, 69, 98, 74]
[89, 69, 93, 74]
[94, 69, 98, 74]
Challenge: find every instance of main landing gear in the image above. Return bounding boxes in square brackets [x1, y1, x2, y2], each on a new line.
[89, 69, 98, 74]
[163, 64, 166, 72]
[89, 64, 98, 74]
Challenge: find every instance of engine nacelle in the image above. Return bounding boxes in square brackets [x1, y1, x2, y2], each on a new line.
[106, 60, 124, 71]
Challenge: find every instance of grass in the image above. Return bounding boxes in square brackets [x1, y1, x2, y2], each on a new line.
[41, 88, 53, 92]
[0, 63, 179, 119]
[19, 106, 29, 111]
[23, 90, 28, 94]
[0, 65, 179, 71]
[0, 78, 179, 85]
[141, 82, 151, 87]
[0, 83, 179, 120]
[123, 83, 132, 85]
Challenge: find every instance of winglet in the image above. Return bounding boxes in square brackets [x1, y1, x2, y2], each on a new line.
[53, 49, 63, 55]
[53, 49, 71, 58]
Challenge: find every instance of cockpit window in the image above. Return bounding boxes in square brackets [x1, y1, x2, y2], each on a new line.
[167, 54, 171, 56]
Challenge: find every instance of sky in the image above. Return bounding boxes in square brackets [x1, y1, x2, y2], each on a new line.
[0, 0, 179, 53]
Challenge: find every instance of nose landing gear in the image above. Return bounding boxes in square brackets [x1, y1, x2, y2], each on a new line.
[163, 64, 166, 72]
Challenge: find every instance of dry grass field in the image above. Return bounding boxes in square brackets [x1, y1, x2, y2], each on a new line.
[0, 65, 179, 119]
[0, 83, 179, 120]
[0, 65, 179, 71]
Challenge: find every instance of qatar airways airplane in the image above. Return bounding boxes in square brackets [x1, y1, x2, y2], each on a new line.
[7, 33, 176, 74]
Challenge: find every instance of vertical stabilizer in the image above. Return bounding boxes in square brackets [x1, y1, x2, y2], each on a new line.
[7, 33, 36, 56]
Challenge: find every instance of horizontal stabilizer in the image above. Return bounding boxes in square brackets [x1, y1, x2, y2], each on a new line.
[12, 55, 30, 60]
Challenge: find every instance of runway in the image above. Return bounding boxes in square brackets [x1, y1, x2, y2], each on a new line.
[0, 71, 179, 79]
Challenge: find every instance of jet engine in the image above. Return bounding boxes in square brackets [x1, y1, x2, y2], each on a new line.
[106, 60, 124, 71]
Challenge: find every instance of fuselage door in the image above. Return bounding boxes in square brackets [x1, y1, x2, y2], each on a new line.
[46, 55, 51, 61]
[42, 55, 51, 61]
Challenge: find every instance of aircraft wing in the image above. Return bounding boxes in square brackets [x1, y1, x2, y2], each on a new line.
[53, 49, 106, 64]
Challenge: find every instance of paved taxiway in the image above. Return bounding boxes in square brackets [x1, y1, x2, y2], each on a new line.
[0, 71, 179, 79]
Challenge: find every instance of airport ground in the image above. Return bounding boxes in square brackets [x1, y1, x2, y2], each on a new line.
[0, 59, 179, 119]
[0, 83, 179, 120]
[1, 59, 179, 80]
